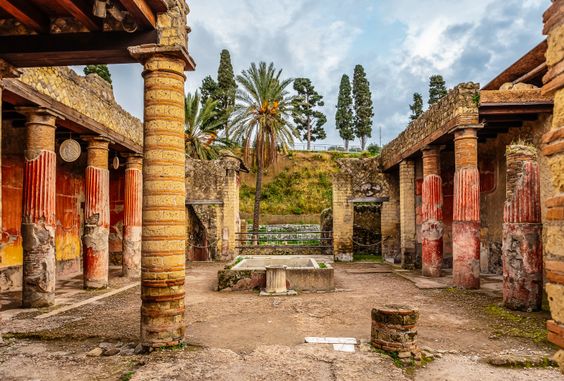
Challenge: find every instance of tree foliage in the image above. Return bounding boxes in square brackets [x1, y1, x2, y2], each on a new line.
[409, 92, 424, 121]
[291, 78, 327, 150]
[335, 74, 355, 151]
[84, 64, 112, 84]
[184, 92, 230, 160]
[231, 62, 298, 232]
[352, 65, 374, 150]
[428, 74, 447, 105]
[216, 49, 237, 137]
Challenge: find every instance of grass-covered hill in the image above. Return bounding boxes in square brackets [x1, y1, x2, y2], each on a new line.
[240, 151, 373, 223]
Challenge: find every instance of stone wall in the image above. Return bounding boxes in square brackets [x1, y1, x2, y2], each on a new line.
[17, 67, 142, 149]
[400, 160, 416, 268]
[381, 83, 480, 170]
[185, 156, 244, 261]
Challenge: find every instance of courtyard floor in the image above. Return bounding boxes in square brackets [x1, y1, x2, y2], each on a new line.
[0, 262, 561, 380]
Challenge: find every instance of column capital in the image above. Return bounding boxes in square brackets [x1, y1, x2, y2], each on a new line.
[81, 135, 112, 148]
[17, 106, 65, 124]
[128, 44, 194, 71]
[451, 123, 484, 136]
[422, 145, 444, 155]
[125, 153, 143, 170]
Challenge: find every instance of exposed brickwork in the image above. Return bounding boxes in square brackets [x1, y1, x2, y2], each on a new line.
[542, 0, 564, 370]
[381, 173, 400, 262]
[83, 138, 110, 289]
[371, 305, 421, 365]
[421, 147, 444, 277]
[400, 160, 416, 269]
[20, 108, 58, 307]
[453, 128, 481, 289]
[332, 174, 353, 261]
[381, 83, 479, 170]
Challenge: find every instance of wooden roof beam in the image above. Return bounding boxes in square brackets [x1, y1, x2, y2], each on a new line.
[0, 0, 49, 33]
[53, 0, 101, 31]
[119, 0, 157, 29]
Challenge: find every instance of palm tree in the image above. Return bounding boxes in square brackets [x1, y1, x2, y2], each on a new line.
[184, 92, 230, 160]
[231, 62, 297, 234]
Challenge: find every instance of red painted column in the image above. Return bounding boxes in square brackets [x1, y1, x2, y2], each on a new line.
[502, 145, 542, 311]
[421, 146, 443, 277]
[83, 137, 110, 289]
[19, 108, 60, 307]
[452, 127, 481, 289]
[122, 154, 142, 278]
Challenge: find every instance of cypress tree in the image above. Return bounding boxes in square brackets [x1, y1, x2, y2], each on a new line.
[428, 74, 448, 105]
[352, 65, 374, 151]
[84, 64, 112, 84]
[216, 49, 237, 138]
[409, 92, 424, 121]
[292, 78, 327, 150]
[335, 74, 354, 151]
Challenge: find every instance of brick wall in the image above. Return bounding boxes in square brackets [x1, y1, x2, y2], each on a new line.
[399, 160, 416, 268]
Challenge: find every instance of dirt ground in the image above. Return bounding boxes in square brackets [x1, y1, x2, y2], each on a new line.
[0, 262, 561, 380]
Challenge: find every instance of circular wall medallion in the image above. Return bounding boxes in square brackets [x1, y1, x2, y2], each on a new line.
[112, 156, 120, 170]
[59, 138, 81, 162]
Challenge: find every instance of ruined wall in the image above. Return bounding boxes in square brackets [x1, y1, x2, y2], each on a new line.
[381, 83, 480, 170]
[185, 157, 243, 261]
[17, 67, 142, 148]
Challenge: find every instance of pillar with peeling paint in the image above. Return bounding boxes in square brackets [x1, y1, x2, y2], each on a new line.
[83, 137, 110, 289]
[502, 145, 542, 311]
[421, 146, 443, 277]
[452, 127, 481, 289]
[19, 108, 60, 307]
[122, 154, 142, 278]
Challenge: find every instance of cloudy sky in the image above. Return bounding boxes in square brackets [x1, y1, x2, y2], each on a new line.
[99, 0, 549, 148]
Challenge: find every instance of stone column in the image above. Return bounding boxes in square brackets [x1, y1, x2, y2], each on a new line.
[542, 1, 564, 369]
[122, 154, 143, 278]
[399, 159, 416, 269]
[138, 54, 187, 347]
[421, 146, 443, 277]
[83, 137, 110, 289]
[452, 127, 481, 289]
[502, 144, 542, 311]
[19, 107, 60, 307]
[381, 173, 400, 263]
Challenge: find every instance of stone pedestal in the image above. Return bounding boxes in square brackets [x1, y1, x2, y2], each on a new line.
[261, 266, 296, 296]
[371, 305, 421, 364]
[122, 154, 143, 278]
[83, 137, 110, 289]
[421, 146, 443, 277]
[452, 127, 481, 289]
[502, 145, 542, 311]
[19, 108, 59, 307]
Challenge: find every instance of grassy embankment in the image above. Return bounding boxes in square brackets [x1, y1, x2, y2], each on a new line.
[240, 151, 373, 224]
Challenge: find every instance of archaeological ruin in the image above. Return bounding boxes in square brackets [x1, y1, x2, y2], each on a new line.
[0, 0, 563, 379]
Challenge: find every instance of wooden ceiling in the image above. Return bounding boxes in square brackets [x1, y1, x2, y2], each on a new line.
[0, 0, 171, 67]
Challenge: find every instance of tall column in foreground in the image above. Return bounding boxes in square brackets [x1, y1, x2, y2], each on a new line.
[122, 154, 143, 278]
[421, 146, 443, 277]
[502, 144, 542, 311]
[20, 108, 59, 307]
[452, 127, 481, 289]
[399, 159, 416, 269]
[140, 54, 187, 347]
[83, 137, 110, 289]
[542, 0, 564, 370]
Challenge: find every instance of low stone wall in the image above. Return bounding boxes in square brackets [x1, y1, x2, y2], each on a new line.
[218, 268, 334, 291]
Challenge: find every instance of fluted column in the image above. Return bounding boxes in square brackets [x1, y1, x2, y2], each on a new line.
[139, 54, 187, 347]
[452, 127, 481, 289]
[122, 154, 143, 278]
[83, 137, 110, 289]
[19, 107, 60, 307]
[542, 1, 564, 369]
[502, 144, 542, 311]
[421, 146, 443, 277]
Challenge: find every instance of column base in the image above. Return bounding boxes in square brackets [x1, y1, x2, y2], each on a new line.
[83, 226, 109, 290]
[422, 237, 443, 277]
[453, 221, 480, 289]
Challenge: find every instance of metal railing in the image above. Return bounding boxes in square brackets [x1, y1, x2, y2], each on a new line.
[236, 230, 332, 250]
[289, 143, 363, 152]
